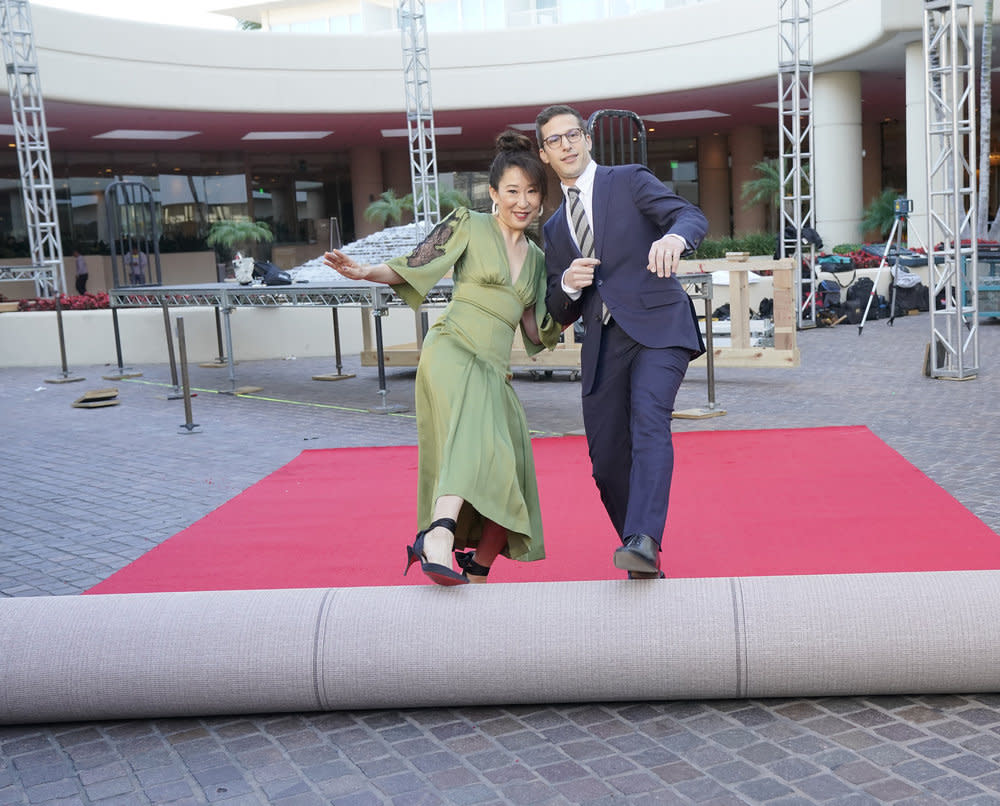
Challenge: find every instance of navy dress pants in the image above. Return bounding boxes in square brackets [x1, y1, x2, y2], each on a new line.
[581, 319, 690, 545]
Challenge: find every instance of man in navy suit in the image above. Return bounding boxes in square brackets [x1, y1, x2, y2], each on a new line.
[537, 104, 708, 579]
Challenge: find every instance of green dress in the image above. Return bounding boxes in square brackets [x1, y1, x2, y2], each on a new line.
[387, 208, 561, 561]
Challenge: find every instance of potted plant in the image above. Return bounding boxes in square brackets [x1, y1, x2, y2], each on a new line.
[206, 217, 273, 257]
[206, 218, 274, 283]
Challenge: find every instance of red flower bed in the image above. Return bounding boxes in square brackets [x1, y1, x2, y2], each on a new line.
[18, 292, 110, 311]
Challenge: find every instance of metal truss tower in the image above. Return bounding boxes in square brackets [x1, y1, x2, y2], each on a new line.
[924, 0, 979, 379]
[0, 0, 64, 297]
[398, 0, 440, 237]
[777, 0, 816, 328]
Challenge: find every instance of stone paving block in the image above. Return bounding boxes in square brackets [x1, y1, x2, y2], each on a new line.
[684, 743, 735, 768]
[650, 760, 701, 785]
[735, 775, 796, 801]
[553, 775, 616, 803]
[767, 756, 823, 782]
[482, 763, 535, 785]
[23, 779, 80, 802]
[961, 735, 1000, 757]
[513, 744, 569, 768]
[706, 759, 761, 785]
[834, 730, 884, 751]
[739, 741, 791, 765]
[924, 774, 988, 801]
[584, 754, 638, 778]
[895, 758, 950, 784]
[780, 734, 835, 755]
[930, 720, 984, 740]
[603, 770, 664, 796]
[673, 775, 733, 802]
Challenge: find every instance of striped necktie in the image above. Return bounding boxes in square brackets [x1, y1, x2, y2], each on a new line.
[567, 187, 610, 323]
[567, 187, 593, 258]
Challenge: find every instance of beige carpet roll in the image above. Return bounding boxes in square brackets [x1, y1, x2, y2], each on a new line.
[2, 571, 999, 725]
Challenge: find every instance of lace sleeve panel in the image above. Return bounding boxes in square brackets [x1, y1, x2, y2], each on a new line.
[386, 208, 470, 310]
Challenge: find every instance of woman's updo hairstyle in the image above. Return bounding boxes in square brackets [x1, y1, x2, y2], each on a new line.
[488, 130, 547, 201]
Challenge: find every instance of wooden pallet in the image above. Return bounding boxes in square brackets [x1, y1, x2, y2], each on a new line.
[72, 388, 119, 408]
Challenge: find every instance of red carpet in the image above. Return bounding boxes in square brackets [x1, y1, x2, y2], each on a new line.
[88, 426, 1000, 593]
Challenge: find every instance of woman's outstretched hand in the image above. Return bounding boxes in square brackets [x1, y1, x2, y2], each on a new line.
[324, 249, 368, 280]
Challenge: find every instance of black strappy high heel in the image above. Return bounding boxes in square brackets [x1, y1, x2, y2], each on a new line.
[455, 551, 491, 580]
[405, 517, 467, 586]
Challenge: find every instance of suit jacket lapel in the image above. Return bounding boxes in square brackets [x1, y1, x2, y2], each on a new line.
[550, 199, 579, 258]
[591, 166, 611, 258]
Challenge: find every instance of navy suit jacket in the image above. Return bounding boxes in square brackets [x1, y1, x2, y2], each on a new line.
[543, 163, 708, 395]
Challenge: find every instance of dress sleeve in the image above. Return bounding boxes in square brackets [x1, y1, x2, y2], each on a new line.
[519, 246, 563, 357]
[385, 208, 471, 311]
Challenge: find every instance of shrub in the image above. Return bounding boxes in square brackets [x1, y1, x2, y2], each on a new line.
[832, 243, 860, 254]
[18, 292, 110, 311]
[687, 232, 776, 260]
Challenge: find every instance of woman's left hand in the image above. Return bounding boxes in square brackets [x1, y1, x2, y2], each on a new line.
[324, 250, 366, 280]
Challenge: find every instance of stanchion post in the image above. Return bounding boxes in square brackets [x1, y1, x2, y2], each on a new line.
[213, 306, 226, 363]
[312, 307, 356, 382]
[102, 305, 143, 380]
[176, 317, 200, 434]
[368, 308, 407, 414]
[704, 296, 717, 408]
[161, 301, 183, 398]
[44, 293, 84, 384]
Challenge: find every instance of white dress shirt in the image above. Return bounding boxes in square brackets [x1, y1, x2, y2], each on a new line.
[560, 161, 598, 299]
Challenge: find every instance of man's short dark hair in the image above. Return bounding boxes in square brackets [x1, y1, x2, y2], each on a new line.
[535, 105, 586, 147]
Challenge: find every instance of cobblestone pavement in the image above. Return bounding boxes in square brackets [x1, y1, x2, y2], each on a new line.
[1, 311, 999, 805]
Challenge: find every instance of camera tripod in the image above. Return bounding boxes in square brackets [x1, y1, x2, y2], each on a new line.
[858, 198, 928, 335]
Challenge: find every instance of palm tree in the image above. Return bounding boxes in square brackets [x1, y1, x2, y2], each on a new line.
[861, 189, 901, 241]
[363, 190, 409, 228]
[401, 188, 472, 217]
[741, 159, 784, 232]
[741, 159, 782, 208]
[365, 187, 473, 229]
[206, 218, 273, 260]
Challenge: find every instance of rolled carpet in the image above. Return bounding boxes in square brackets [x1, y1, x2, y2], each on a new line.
[3, 571, 999, 725]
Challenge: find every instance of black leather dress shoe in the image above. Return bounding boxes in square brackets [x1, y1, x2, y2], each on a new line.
[613, 533, 660, 574]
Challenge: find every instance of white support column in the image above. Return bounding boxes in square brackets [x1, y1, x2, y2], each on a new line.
[698, 134, 730, 238]
[730, 125, 766, 236]
[813, 71, 863, 248]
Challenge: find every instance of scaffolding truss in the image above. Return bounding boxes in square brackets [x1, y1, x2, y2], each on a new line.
[924, 0, 979, 379]
[777, 0, 816, 328]
[398, 0, 439, 238]
[0, 0, 63, 297]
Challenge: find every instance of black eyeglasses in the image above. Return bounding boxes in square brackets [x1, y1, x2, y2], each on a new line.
[541, 127, 586, 149]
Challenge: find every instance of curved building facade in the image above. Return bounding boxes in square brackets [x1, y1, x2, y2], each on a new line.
[0, 0, 997, 281]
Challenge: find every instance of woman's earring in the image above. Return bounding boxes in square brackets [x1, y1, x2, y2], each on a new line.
[538, 205, 544, 219]
[492, 201, 498, 216]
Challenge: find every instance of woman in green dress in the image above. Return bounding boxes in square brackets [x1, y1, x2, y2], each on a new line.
[323, 131, 561, 586]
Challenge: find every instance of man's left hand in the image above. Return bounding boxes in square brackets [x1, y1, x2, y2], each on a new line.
[647, 234, 686, 277]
